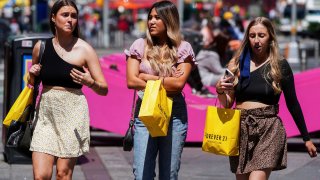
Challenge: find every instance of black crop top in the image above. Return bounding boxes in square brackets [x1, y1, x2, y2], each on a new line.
[236, 61, 281, 105]
[40, 38, 84, 89]
[235, 60, 310, 141]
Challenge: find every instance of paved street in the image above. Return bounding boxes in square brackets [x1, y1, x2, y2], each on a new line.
[0, 129, 319, 180]
[0, 42, 319, 180]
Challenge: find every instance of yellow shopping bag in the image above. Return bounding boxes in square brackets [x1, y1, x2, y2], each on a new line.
[3, 86, 33, 127]
[138, 80, 173, 137]
[202, 106, 241, 156]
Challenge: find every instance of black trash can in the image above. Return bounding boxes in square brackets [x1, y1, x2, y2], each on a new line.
[2, 34, 50, 164]
[0, 19, 11, 60]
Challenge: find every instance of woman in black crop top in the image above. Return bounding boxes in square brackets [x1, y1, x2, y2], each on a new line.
[215, 17, 317, 179]
[28, 1, 108, 179]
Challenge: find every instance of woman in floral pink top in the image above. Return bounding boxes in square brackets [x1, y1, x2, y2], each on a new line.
[125, 1, 196, 179]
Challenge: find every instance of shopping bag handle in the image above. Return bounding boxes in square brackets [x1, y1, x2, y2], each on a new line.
[214, 93, 229, 108]
[29, 40, 46, 125]
[129, 90, 137, 127]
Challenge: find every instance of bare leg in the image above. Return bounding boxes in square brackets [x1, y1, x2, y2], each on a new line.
[56, 157, 77, 180]
[249, 168, 272, 180]
[32, 152, 55, 180]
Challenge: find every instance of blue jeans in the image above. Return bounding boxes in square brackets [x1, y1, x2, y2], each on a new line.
[133, 94, 188, 180]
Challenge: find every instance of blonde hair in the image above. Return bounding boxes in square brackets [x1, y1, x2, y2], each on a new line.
[230, 17, 282, 94]
[145, 1, 182, 77]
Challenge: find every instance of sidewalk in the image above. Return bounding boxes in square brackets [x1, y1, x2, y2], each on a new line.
[0, 128, 319, 180]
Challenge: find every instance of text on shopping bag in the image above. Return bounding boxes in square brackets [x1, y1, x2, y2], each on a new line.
[202, 106, 241, 156]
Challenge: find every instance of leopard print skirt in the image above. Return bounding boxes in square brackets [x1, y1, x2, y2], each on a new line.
[229, 105, 287, 174]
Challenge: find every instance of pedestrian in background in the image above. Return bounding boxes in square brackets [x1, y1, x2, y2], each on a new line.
[215, 17, 317, 180]
[125, 1, 196, 179]
[28, 0, 108, 179]
[196, 17, 226, 87]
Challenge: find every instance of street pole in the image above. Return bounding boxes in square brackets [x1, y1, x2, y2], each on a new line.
[291, 0, 297, 42]
[288, 0, 300, 64]
[103, 0, 110, 48]
[178, 0, 184, 28]
[32, 0, 37, 32]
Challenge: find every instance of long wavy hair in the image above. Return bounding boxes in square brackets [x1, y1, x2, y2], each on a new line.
[145, 1, 182, 76]
[49, 0, 80, 38]
[230, 17, 282, 94]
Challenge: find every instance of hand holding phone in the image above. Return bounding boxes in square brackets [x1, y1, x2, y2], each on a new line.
[224, 69, 234, 83]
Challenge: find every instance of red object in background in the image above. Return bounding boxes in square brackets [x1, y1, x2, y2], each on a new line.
[109, 0, 178, 10]
[195, 2, 203, 10]
[213, 1, 222, 17]
[109, 1, 145, 9]
[117, 16, 129, 32]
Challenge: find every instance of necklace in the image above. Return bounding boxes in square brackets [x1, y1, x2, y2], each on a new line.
[54, 37, 75, 58]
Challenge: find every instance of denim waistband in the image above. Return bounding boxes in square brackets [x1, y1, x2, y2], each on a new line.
[134, 93, 186, 117]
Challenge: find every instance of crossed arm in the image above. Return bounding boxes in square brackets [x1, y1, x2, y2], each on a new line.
[126, 56, 193, 93]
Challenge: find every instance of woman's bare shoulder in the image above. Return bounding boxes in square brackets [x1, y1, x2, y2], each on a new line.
[76, 38, 92, 48]
[74, 38, 95, 53]
[72, 38, 99, 63]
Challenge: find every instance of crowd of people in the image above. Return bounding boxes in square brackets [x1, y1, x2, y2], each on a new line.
[181, 3, 249, 98]
[2, 0, 317, 179]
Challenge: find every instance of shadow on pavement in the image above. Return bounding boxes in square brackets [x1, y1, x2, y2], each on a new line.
[89, 128, 320, 152]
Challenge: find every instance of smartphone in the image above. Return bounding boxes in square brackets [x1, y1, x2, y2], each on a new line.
[224, 69, 234, 82]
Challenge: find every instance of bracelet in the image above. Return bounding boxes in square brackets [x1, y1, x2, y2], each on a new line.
[89, 80, 95, 88]
[216, 89, 224, 95]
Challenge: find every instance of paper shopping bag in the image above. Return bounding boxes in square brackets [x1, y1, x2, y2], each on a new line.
[202, 106, 241, 156]
[3, 86, 34, 127]
[138, 80, 173, 137]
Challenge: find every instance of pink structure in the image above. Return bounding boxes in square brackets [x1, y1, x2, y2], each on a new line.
[83, 53, 320, 142]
